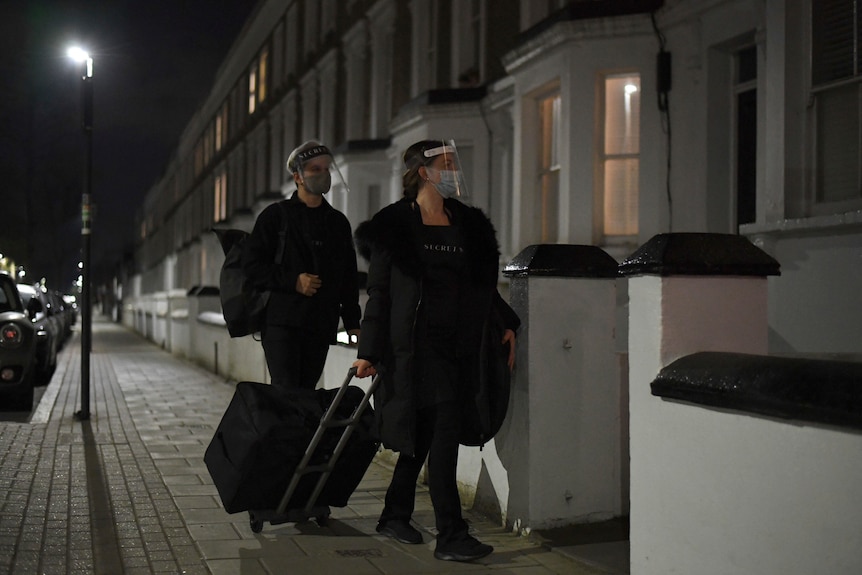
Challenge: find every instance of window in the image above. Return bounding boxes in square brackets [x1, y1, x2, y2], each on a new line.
[214, 171, 227, 223]
[258, 47, 269, 105]
[203, 124, 213, 166]
[812, 0, 862, 206]
[215, 103, 228, 152]
[601, 74, 640, 238]
[285, 4, 298, 81]
[734, 46, 757, 227]
[412, 0, 440, 94]
[538, 92, 561, 242]
[248, 63, 257, 115]
[454, 0, 484, 87]
[304, 0, 320, 56]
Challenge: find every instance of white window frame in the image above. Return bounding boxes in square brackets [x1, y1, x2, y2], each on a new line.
[810, 0, 862, 214]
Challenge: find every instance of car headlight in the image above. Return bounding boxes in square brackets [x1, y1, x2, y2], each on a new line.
[1, 323, 23, 347]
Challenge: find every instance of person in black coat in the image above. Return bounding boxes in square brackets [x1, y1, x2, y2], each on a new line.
[353, 139, 519, 562]
[243, 140, 361, 389]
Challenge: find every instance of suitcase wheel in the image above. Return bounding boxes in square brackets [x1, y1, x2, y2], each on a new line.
[316, 515, 328, 527]
[249, 512, 264, 533]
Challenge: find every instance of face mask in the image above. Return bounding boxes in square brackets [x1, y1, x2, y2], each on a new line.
[427, 168, 462, 198]
[302, 171, 331, 195]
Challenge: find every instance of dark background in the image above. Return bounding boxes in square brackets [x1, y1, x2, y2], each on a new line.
[0, 1, 257, 292]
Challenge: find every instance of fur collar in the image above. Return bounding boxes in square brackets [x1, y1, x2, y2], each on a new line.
[354, 198, 500, 283]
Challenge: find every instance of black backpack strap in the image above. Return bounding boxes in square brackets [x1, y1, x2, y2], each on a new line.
[275, 201, 290, 265]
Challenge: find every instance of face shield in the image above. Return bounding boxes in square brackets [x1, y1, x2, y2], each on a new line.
[289, 144, 350, 196]
[422, 140, 467, 198]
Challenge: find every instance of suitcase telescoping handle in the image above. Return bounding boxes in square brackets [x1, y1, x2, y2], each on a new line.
[275, 366, 381, 516]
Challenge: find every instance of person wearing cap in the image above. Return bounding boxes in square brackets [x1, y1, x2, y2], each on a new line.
[351, 139, 520, 562]
[242, 140, 361, 390]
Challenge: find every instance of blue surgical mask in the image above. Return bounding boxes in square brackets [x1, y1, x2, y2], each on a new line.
[427, 168, 462, 198]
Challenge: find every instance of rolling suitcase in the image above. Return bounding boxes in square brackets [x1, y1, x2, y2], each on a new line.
[204, 367, 380, 531]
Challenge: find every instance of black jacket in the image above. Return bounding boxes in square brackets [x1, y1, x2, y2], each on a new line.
[242, 193, 361, 341]
[355, 198, 520, 455]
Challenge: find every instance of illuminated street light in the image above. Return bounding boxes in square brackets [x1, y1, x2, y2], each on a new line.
[67, 45, 94, 420]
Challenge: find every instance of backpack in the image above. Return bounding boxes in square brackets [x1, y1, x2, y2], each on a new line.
[213, 204, 288, 338]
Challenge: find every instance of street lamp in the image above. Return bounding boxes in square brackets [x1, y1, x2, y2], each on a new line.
[67, 46, 93, 420]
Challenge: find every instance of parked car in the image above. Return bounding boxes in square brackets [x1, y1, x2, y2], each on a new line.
[0, 273, 37, 411]
[62, 293, 78, 328]
[54, 291, 78, 340]
[46, 289, 72, 345]
[16, 284, 63, 385]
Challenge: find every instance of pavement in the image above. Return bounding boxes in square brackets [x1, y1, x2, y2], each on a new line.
[0, 317, 627, 574]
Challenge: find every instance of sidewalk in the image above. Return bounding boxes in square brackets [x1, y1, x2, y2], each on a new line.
[0, 318, 618, 574]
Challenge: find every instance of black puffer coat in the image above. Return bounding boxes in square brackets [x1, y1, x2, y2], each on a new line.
[242, 193, 361, 341]
[355, 198, 520, 456]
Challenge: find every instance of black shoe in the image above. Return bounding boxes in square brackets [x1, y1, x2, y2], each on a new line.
[376, 520, 423, 544]
[434, 536, 494, 562]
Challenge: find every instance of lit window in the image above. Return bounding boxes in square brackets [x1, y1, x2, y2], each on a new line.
[215, 103, 228, 152]
[538, 92, 561, 242]
[249, 64, 257, 114]
[214, 172, 227, 223]
[601, 75, 640, 237]
[258, 48, 268, 104]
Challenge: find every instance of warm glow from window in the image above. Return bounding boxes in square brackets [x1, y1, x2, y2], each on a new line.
[258, 48, 268, 104]
[248, 66, 257, 114]
[214, 172, 228, 223]
[539, 92, 561, 242]
[215, 104, 228, 151]
[602, 74, 640, 237]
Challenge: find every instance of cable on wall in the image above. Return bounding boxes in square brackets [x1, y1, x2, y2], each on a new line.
[651, 11, 673, 232]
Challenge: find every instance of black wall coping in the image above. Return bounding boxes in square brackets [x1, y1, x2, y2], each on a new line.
[651, 352, 862, 431]
[619, 233, 780, 277]
[503, 244, 619, 278]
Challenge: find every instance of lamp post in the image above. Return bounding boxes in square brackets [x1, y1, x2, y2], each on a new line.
[67, 46, 93, 421]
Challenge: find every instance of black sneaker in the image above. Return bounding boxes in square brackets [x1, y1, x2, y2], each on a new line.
[376, 520, 423, 544]
[434, 536, 494, 562]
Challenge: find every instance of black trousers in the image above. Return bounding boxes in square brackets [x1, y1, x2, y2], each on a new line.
[379, 401, 468, 545]
[261, 325, 330, 390]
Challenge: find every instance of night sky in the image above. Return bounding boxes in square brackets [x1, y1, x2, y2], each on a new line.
[0, 1, 257, 292]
